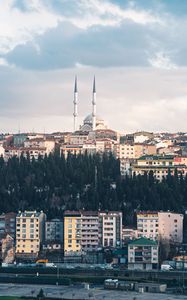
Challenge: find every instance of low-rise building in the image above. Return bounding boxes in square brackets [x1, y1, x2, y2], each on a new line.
[128, 237, 158, 270]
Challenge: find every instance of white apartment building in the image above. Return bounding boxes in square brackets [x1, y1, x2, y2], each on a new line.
[137, 211, 183, 244]
[16, 211, 46, 256]
[81, 211, 99, 252]
[4, 147, 47, 161]
[99, 212, 122, 248]
[128, 237, 158, 270]
[137, 212, 159, 240]
[24, 139, 56, 155]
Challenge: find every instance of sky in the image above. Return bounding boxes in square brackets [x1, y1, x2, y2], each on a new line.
[1, 0, 187, 133]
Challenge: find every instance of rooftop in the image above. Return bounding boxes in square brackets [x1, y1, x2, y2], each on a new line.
[128, 237, 158, 246]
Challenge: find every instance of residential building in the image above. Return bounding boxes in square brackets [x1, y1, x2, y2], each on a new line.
[158, 212, 183, 244]
[132, 155, 187, 180]
[81, 211, 99, 252]
[134, 144, 156, 158]
[60, 145, 84, 158]
[24, 138, 56, 155]
[122, 227, 138, 243]
[64, 211, 81, 255]
[16, 211, 46, 256]
[4, 147, 47, 161]
[99, 211, 122, 248]
[128, 237, 158, 270]
[45, 218, 63, 243]
[137, 211, 184, 244]
[137, 212, 159, 241]
[63, 210, 123, 254]
[0, 212, 16, 239]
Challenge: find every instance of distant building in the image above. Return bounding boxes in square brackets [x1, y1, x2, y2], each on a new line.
[45, 218, 63, 243]
[132, 155, 187, 180]
[63, 210, 123, 255]
[0, 212, 16, 240]
[16, 211, 46, 257]
[158, 212, 183, 244]
[137, 211, 184, 244]
[98, 211, 122, 248]
[81, 211, 99, 252]
[128, 237, 158, 270]
[64, 211, 81, 255]
[137, 212, 159, 241]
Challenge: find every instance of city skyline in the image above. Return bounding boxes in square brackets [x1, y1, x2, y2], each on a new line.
[0, 0, 187, 133]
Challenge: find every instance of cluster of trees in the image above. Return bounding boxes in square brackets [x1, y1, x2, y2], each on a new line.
[0, 153, 186, 225]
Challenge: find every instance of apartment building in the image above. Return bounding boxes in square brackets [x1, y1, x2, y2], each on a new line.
[128, 237, 158, 270]
[60, 145, 84, 159]
[137, 211, 183, 244]
[158, 212, 183, 244]
[99, 211, 122, 248]
[134, 144, 156, 159]
[4, 147, 47, 161]
[137, 212, 159, 241]
[0, 212, 16, 239]
[24, 138, 56, 155]
[64, 211, 82, 255]
[45, 218, 64, 243]
[16, 211, 46, 256]
[118, 144, 135, 159]
[81, 211, 99, 252]
[64, 210, 123, 254]
[132, 155, 187, 180]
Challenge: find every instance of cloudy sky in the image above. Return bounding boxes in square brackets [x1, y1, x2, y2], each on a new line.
[0, 0, 187, 133]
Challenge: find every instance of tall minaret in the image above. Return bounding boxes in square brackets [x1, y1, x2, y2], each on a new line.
[73, 76, 78, 132]
[92, 76, 96, 131]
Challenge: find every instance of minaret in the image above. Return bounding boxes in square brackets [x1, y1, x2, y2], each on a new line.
[73, 76, 78, 132]
[92, 76, 96, 131]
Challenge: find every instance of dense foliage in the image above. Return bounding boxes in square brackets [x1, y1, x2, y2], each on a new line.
[0, 153, 186, 224]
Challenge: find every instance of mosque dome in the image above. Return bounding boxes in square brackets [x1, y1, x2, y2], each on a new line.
[80, 114, 107, 132]
[84, 114, 104, 125]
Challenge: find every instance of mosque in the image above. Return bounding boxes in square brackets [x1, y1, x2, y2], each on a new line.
[73, 77, 108, 132]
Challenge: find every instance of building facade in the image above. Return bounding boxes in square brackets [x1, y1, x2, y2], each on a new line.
[128, 237, 158, 270]
[137, 211, 183, 244]
[45, 218, 64, 243]
[16, 211, 46, 256]
[99, 212, 122, 248]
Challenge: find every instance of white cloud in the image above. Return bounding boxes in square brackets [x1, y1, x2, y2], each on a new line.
[0, 0, 62, 54]
[0, 0, 162, 56]
[148, 52, 177, 70]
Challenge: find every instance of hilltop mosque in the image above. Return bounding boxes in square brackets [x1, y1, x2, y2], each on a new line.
[73, 77, 108, 132]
